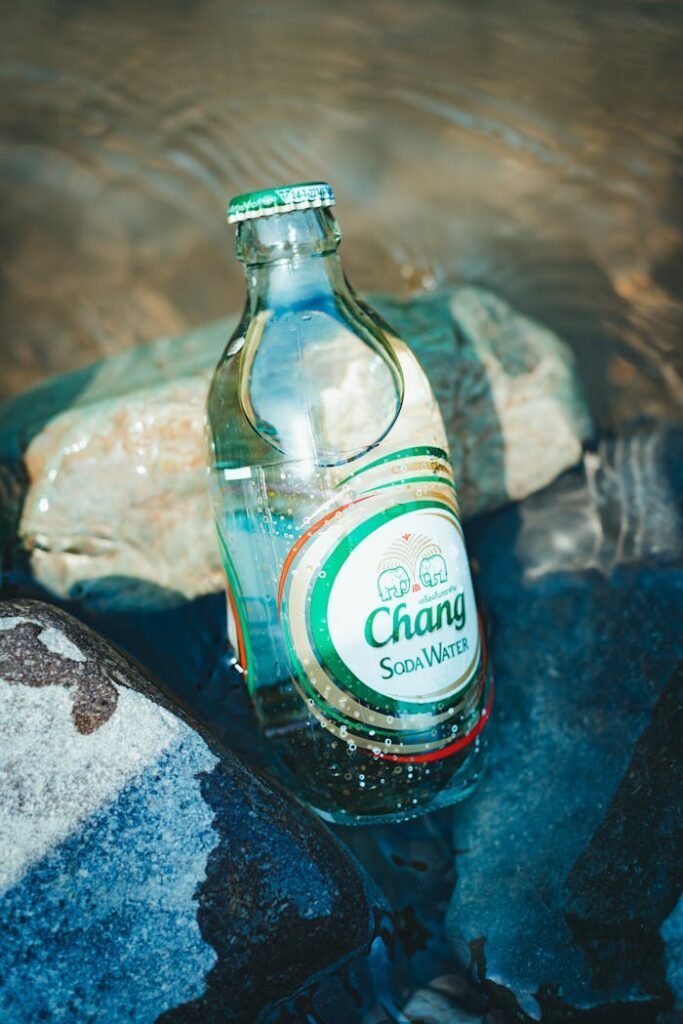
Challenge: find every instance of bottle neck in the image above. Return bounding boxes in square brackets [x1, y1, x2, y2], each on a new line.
[235, 207, 349, 308]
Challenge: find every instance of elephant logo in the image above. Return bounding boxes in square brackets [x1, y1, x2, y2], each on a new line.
[418, 553, 448, 587]
[377, 565, 410, 601]
[376, 531, 448, 600]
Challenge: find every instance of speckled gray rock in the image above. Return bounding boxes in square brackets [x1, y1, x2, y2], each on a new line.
[0, 599, 386, 1024]
[0, 287, 591, 610]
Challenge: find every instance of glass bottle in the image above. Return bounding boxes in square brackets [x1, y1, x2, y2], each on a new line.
[207, 182, 492, 825]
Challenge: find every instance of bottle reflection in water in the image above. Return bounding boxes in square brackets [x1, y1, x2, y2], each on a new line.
[207, 182, 492, 824]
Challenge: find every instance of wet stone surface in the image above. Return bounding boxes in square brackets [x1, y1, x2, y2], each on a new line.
[0, 599, 388, 1024]
[1, 2, 682, 1017]
[445, 427, 683, 1021]
[334, 427, 683, 1024]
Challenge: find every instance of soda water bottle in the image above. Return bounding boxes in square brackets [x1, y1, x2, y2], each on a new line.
[207, 182, 492, 824]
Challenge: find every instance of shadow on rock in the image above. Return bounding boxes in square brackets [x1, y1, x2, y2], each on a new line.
[446, 426, 683, 1022]
[564, 661, 683, 1002]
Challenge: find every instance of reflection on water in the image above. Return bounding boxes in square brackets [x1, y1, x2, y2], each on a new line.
[1, 3, 682, 1021]
[520, 431, 682, 580]
[1, 0, 682, 426]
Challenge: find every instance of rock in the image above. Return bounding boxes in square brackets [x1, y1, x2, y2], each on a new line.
[401, 984, 484, 1023]
[446, 427, 683, 1020]
[0, 599, 387, 1024]
[0, 287, 591, 610]
[381, 288, 592, 512]
[661, 897, 683, 1011]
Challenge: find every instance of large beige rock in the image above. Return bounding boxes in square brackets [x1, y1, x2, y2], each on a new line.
[0, 287, 592, 608]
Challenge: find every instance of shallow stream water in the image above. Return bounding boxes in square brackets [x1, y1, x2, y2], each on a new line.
[1, 0, 682, 425]
[1, 2, 682, 1022]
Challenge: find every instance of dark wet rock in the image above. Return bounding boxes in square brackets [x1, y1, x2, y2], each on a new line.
[564, 665, 683, 1002]
[446, 427, 683, 1021]
[0, 599, 386, 1024]
[400, 983, 485, 1024]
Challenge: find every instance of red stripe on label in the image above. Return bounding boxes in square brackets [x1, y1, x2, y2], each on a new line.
[366, 681, 494, 764]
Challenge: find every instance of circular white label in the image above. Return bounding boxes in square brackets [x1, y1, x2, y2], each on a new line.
[325, 508, 480, 702]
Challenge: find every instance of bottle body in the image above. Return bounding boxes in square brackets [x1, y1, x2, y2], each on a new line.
[208, 190, 491, 824]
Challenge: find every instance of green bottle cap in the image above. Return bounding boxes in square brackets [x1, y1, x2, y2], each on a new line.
[227, 181, 336, 224]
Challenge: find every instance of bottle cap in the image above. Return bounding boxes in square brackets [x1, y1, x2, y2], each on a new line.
[227, 181, 336, 224]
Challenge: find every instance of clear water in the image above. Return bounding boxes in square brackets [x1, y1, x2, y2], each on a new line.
[1, 1, 681, 1020]
[1, 0, 681, 428]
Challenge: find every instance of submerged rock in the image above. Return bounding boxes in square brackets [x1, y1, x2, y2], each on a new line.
[0, 287, 591, 610]
[0, 599, 386, 1024]
[447, 427, 683, 1021]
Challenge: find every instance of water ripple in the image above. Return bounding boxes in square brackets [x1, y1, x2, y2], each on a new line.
[0, 0, 681, 427]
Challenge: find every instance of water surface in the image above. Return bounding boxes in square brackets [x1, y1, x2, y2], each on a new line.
[1, 3, 682, 1021]
[1, 0, 681, 425]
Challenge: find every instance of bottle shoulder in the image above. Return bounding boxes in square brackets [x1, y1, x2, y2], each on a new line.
[207, 295, 447, 470]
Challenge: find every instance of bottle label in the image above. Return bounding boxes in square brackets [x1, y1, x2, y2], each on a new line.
[278, 450, 486, 760]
